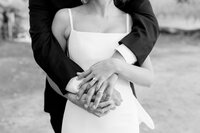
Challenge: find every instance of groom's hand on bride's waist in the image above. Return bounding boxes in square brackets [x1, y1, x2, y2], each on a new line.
[66, 92, 102, 117]
[90, 89, 123, 117]
[67, 92, 114, 117]
[76, 88, 123, 117]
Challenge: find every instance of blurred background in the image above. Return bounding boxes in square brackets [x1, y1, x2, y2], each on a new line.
[0, 0, 200, 133]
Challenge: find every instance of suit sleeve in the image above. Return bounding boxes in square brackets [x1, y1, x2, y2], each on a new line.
[115, 0, 160, 66]
[29, 0, 83, 95]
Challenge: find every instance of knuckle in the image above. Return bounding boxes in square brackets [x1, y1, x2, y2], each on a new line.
[106, 81, 111, 86]
[96, 82, 102, 89]
[98, 77, 103, 82]
[86, 97, 91, 103]
[88, 89, 94, 95]
[106, 95, 111, 100]
[92, 73, 96, 77]
[83, 79, 87, 82]
[82, 83, 87, 88]
[95, 98, 101, 103]
[97, 91, 103, 96]
[96, 96, 101, 101]
[87, 84, 92, 89]
[87, 91, 93, 95]
[104, 82, 108, 86]
[107, 93, 111, 97]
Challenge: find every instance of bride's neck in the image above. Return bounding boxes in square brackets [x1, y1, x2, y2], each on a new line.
[87, 0, 119, 17]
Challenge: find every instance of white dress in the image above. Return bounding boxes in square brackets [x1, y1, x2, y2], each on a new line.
[61, 9, 154, 133]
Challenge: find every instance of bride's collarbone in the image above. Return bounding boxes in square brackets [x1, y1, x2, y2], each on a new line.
[74, 17, 127, 33]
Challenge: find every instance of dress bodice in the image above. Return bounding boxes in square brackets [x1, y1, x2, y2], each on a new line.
[68, 30, 128, 70]
[67, 9, 130, 70]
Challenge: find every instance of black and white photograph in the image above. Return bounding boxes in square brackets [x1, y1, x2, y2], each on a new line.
[0, 0, 200, 133]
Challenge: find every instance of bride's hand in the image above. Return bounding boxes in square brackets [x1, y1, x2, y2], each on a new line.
[77, 59, 118, 92]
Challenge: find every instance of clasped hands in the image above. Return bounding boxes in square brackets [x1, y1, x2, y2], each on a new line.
[68, 59, 123, 117]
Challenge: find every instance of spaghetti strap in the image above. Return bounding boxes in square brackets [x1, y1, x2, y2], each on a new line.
[126, 14, 130, 33]
[68, 9, 74, 30]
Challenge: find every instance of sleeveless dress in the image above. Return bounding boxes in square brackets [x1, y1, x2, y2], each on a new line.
[61, 9, 154, 133]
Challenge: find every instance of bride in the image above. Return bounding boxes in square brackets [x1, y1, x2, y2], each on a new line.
[48, 0, 155, 133]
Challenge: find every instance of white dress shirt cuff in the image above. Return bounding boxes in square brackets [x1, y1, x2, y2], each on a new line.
[116, 44, 137, 64]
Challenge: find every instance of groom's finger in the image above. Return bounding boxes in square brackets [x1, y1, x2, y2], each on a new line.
[95, 110, 110, 117]
[98, 101, 111, 108]
[80, 94, 87, 103]
[77, 83, 88, 99]
[104, 74, 117, 101]
[93, 82, 107, 109]
[96, 78, 104, 91]
[85, 86, 96, 108]
[99, 103, 115, 114]
[78, 69, 91, 80]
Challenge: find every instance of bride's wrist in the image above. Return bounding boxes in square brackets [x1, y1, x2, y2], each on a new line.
[111, 58, 123, 75]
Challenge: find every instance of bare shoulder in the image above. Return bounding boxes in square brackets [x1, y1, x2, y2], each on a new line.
[53, 8, 70, 25]
[52, 8, 72, 38]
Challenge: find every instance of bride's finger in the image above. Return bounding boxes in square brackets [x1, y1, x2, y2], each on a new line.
[78, 73, 94, 87]
[87, 77, 98, 89]
[77, 69, 91, 80]
[96, 78, 104, 91]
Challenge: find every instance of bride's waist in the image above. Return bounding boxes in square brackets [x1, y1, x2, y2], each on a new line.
[115, 79, 135, 98]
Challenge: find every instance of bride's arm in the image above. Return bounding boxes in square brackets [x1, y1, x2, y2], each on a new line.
[112, 51, 154, 87]
[48, 9, 74, 96]
[52, 9, 70, 51]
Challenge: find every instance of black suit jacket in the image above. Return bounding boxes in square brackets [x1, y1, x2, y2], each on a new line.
[29, 0, 159, 115]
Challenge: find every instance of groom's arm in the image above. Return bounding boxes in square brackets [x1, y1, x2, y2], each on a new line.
[29, 0, 83, 94]
[115, 0, 160, 66]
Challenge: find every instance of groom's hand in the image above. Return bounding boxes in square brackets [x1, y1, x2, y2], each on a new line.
[77, 73, 118, 109]
[95, 89, 123, 116]
[66, 93, 103, 117]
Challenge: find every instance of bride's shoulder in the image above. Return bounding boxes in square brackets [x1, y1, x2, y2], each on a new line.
[54, 8, 70, 22]
[52, 9, 71, 37]
[52, 8, 74, 29]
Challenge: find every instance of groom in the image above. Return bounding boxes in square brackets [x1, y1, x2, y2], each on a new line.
[29, 0, 159, 132]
